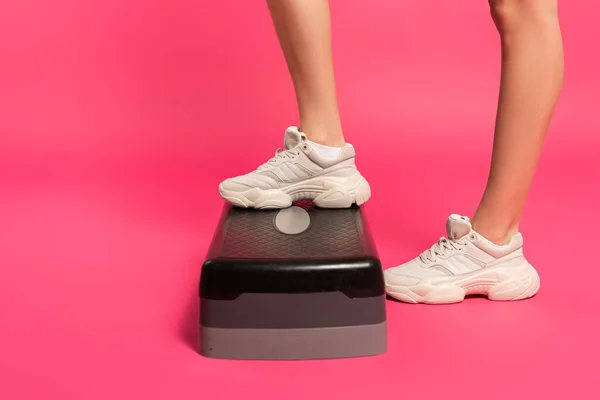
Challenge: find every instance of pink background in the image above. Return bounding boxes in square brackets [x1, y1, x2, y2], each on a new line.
[1, 1, 599, 399]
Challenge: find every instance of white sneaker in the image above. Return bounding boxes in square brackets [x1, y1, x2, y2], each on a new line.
[385, 214, 541, 304]
[219, 127, 371, 209]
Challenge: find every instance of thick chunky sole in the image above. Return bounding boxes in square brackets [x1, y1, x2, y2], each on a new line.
[385, 262, 541, 305]
[219, 172, 371, 210]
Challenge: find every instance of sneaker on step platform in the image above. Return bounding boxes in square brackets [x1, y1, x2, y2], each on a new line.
[218, 126, 371, 209]
[384, 214, 541, 304]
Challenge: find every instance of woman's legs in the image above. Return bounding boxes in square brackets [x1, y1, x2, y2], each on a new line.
[471, 0, 564, 244]
[265, 0, 564, 217]
[266, 0, 345, 146]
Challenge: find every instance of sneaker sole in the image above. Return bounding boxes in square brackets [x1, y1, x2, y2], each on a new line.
[219, 172, 371, 210]
[385, 262, 541, 304]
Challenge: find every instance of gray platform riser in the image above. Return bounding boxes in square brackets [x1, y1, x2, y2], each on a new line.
[200, 322, 387, 360]
[201, 293, 386, 329]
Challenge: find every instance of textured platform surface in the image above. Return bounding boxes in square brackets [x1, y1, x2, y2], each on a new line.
[209, 201, 377, 260]
[200, 202, 386, 360]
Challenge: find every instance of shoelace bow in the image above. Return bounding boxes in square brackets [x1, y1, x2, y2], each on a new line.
[419, 237, 467, 264]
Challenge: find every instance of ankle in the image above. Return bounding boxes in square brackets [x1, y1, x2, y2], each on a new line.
[470, 217, 519, 246]
[304, 133, 345, 147]
[299, 121, 345, 147]
[308, 137, 345, 147]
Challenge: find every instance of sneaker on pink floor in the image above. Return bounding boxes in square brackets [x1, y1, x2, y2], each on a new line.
[385, 214, 541, 304]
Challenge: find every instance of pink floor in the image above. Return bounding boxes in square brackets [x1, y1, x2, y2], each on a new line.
[2, 1, 600, 399]
[1, 147, 599, 399]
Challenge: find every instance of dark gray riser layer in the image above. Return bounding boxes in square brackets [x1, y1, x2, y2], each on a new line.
[201, 292, 386, 329]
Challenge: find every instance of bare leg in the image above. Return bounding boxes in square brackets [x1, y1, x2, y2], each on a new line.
[471, 0, 564, 244]
[266, 0, 345, 146]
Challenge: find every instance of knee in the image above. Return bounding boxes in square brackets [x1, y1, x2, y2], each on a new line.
[489, 0, 558, 32]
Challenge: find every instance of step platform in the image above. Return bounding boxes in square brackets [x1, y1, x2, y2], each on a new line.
[200, 201, 386, 360]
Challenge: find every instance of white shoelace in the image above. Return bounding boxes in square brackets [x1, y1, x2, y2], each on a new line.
[419, 237, 467, 264]
[272, 147, 300, 160]
[257, 148, 301, 170]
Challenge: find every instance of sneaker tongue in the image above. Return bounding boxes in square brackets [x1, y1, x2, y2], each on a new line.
[284, 126, 305, 149]
[446, 214, 472, 240]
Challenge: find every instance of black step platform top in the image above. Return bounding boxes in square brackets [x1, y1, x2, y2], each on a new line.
[201, 201, 383, 300]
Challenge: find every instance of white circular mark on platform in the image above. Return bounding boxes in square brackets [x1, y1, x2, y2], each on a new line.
[274, 206, 311, 235]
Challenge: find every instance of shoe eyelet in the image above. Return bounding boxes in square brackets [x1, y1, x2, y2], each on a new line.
[469, 234, 476, 241]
